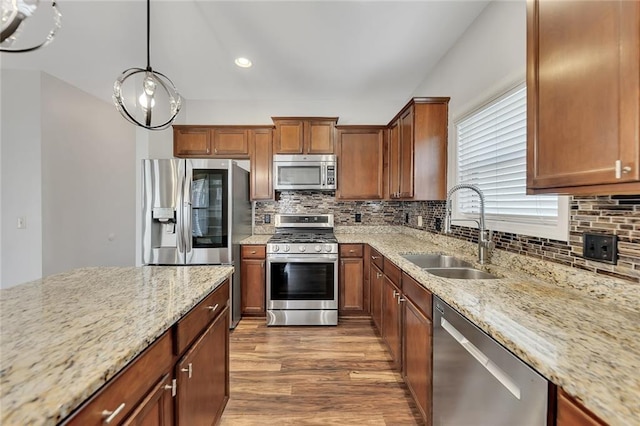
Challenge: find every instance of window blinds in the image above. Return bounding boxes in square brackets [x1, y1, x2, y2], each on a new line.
[456, 86, 558, 223]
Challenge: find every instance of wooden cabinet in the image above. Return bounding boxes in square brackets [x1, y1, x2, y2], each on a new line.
[381, 272, 402, 368]
[62, 280, 230, 426]
[211, 127, 250, 157]
[339, 244, 367, 315]
[122, 374, 173, 426]
[241, 245, 266, 316]
[527, 0, 640, 195]
[370, 263, 384, 332]
[272, 117, 338, 154]
[336, 126, 386, 200]
[175, 305, 229, 426]
[387, 98, 449, 200]
[556, 389, 606, 426]
[401, 273, 433, 425]
[174, 127, 211, 157]
[250, 128, 274, 200]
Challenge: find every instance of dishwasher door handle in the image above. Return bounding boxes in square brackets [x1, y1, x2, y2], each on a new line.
[441, 317, 521, 400]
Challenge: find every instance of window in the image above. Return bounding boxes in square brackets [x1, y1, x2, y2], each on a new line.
[453, 84, 569, 241]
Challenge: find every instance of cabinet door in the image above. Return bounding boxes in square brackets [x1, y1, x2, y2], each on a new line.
[339, 257, 365, 314]
[403, 300, 432, 425]
[336, 127, 385, 199]
[382, 276, 401, 367]
[527, 0, 640, 194]
[413, 101, 449, 200]
[388, 121, 401, 198]
[241, 258, 266, 316]
[176, 307, 229, 426]
[174, 127, 212, 157]
[250, 128, 274, 200]
[274, 119, 304, 154]
[557, 389, 605, 426]
[370, 264, 383, 332]
[122, 375, 173, 426]
[307, 119, 336, 154]
[212, 128, 249, 157]
[399, 107, 414, 198]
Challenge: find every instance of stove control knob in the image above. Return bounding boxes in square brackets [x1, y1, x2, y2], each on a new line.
[272, 245, 279, 252]
[283, 245, 290, 253]
[299, 246, 306, 252]
[324, 245, 333, 253]
[314, 245, 322, 252]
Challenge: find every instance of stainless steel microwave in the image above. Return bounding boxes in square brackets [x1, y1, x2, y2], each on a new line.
[273, 154, 337, 191]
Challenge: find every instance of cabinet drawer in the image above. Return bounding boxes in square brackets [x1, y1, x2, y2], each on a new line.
[384, 259, 401, 288]
[175, 280, 229, 355]
[340, 244, 363, 257]
[62, 331, 172, 426]
[370, 247, 384, 269]
[402, 272, 432, 320]
[242, 245, 266, 259]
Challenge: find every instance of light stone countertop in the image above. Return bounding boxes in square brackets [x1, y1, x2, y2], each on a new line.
[0, 265, 233, 426]
[335, 229, 639, 426]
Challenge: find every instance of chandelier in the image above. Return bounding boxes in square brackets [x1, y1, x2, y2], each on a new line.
[0, 0, 61, 53]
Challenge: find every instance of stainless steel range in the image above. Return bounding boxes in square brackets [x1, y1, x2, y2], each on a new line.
[266, 214, 338, 326]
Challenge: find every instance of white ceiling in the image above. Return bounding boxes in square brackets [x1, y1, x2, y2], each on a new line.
[1, 0, 490, 107]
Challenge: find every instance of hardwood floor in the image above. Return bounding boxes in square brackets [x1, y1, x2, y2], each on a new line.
[220, 317, 423, 425]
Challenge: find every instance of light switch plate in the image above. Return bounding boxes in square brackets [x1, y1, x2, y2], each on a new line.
[583, 233, 617, 264]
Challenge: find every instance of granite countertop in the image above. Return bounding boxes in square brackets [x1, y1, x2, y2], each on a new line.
[0, 265, 233, 425]
[335, 229, 639, 426]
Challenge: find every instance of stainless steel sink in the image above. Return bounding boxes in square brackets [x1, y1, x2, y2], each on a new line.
[425, 267, 498, 280]
[401, 254, 472, 269]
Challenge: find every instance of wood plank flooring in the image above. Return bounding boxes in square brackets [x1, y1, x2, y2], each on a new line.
[220, 317, 423, 425]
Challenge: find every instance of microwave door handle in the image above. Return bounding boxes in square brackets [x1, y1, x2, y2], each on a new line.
[321, 165, 326, 188]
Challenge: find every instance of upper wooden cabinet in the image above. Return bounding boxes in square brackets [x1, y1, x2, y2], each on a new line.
[174, 126, 262, 159]
[212, 128, 249, 156]
[173, 127, 212, 157]
[272, 117, 338, 154]
[387, 98, 449, 200]
[336, 126, 386, 200]
[249, 128, 274, 200]
[527, 0, 640, 195]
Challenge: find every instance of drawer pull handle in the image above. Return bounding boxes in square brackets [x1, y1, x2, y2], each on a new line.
[164, 379, 177, 397]
[102, 403, 126, 424]
[181, 363, 193, 378]
[206, 304, 219, 312]
[371, 256, 380, 260]
[251, 250, 256, 254]
[349, 249, 355, 253]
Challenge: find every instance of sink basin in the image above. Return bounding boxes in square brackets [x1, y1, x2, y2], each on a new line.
[425, 267, 498, 280]
[401, 254, 472, 269]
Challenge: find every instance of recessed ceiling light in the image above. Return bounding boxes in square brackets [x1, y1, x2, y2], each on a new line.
[234, 57, 252, 68]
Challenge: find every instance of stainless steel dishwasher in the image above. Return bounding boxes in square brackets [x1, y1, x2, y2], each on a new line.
[433, 296, 548, 425]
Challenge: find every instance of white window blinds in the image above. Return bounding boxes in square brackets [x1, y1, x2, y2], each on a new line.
[456, 85, 558, 224]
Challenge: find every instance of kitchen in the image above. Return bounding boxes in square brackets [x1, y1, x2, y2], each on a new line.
[1, 1, 639, 425]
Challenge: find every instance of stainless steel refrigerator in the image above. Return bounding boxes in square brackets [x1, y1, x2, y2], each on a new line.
[142, 159, 251, 328]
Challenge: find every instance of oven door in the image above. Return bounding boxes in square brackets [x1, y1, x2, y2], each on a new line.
[267, 254, 338, 310]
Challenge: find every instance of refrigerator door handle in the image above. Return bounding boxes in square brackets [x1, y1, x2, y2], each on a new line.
[183, 167, 193, 257]
[175, 161, 185, 257]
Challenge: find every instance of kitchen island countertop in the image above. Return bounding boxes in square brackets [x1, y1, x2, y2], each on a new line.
[0, 265, 233, 425]
[334, 229, 639, 426]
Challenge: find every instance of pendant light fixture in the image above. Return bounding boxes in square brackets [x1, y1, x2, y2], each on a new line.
[112, 0, 182, 131]
[0, 0, 61, 53]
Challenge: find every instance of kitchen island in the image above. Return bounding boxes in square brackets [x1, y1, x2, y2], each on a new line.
[332, 227, 639, 425]
[0, 265, 233, 425]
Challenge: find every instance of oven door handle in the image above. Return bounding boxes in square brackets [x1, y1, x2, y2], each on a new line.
[267, 256, 338, 263]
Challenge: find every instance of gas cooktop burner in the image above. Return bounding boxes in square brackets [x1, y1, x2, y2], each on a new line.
[268, 231, 338, 245]
[267, 214, 338, 255]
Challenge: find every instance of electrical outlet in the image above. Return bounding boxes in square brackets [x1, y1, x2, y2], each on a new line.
[583, 233, 617, 264]
[355, 213, 362, 223]
[417, 215, 423, 227]
[17, 217, 26, 229]
[405, 213, 409, 224]
[264, 214, 271, 224]
[434, 217, 442, 232]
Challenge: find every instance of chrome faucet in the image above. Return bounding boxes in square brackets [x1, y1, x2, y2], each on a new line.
[444, 184, 494, 264]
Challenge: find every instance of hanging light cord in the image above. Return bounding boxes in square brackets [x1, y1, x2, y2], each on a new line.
[146, 0, 151, 71]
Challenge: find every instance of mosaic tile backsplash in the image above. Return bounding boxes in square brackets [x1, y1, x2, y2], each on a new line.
[255, 192, 640, 283]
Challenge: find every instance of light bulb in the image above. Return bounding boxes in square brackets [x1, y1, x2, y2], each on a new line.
[234, 57, 252, 68]
[138, 92, 156, 110]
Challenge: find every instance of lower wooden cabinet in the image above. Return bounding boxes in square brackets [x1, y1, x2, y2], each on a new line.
[381, 273, 402, 368]
[370, 263, 384, 331]
[176, 306, 229, 425]
[557, 388, 605, 426]
[339, 244, 367, 315]
[241, 245, 266, 316]
[61, 280, 230, 426]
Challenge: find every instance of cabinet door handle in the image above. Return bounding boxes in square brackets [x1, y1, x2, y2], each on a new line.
[376, 272, 382, 278]
[615, 160, 633, 179]
[206, 304, 219, 312]
[102, 403, 126, 424]
[393, 290, 399, 298]
[261, 261, 264, 268]
[214, 148, 218, 154]
[181, 363, 193, 379]
[397, 295, 405, 305]
[164, 379, 177, 397]
[371, 256, 379, 260]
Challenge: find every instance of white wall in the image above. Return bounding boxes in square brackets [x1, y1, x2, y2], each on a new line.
[413, 0, 526, 132]
[0, 70, 43, 288]
[41, 74, 136, 277]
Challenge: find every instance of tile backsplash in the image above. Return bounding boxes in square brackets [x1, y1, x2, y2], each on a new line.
[255, 192, 640, 283]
